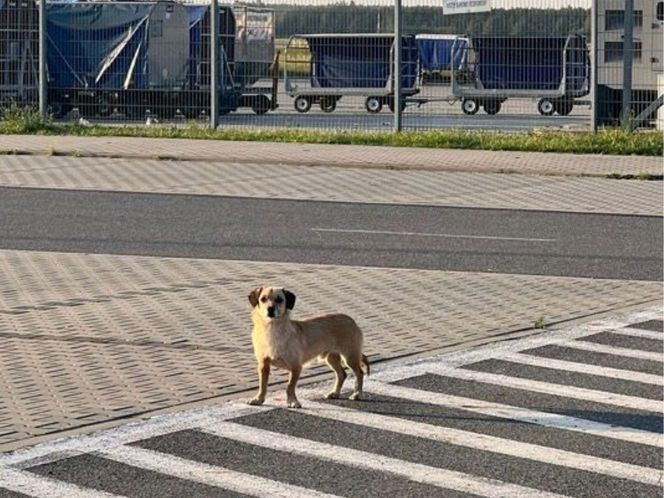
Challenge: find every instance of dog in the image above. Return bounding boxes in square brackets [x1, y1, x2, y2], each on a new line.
[247, 286, 369, 408]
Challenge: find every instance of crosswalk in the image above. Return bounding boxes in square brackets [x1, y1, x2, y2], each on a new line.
[0, 308, 662, 498]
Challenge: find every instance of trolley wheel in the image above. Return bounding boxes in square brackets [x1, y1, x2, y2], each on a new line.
[365, 96, 383, 114]
[388, 97, 406, 113]
[320, 97, 337, 113]
[554, 100, 574, 116]
[48, 102, 65, 119]
[252, 95, 271, 115]
[483, 100, 501, 115]
[461, 98, 479, 115]
[96, 93, 112, 117]
[294, 96, 311, 113]
[537, 98, 556, 116]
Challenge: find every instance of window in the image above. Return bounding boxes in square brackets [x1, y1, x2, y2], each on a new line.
[604, 41, 643, 63]
[657, 2, 664, 22]
[605, 9, 643, 30]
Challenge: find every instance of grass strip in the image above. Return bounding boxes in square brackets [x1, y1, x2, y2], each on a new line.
[1, 106, 662, 157]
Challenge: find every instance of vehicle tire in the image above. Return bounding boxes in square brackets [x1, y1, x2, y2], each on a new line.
[48, 102, 65, 119]
[483, 100, 501, 115]
[461, 98, 478, 115]
[554, 100, 574, 116]
[320, 96, 336, 113]
[294, 96, 311, 113]
[252, 95, 271, 115]
[365, 96, 383, 113]
[537, 98, 555, 116]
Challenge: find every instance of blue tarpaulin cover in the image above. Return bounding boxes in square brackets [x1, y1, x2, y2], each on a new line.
[472, 35, 588, 92]
[416, 35, 465, 71]
[46, 3, 153, 90]
[303, 35, 418, 89]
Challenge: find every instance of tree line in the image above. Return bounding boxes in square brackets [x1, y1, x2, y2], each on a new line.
[263, 5, 589, 38]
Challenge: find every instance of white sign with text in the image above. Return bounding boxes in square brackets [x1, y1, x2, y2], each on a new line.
[443, 0, 491, 15]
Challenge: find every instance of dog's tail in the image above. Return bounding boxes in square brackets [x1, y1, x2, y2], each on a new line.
[360, 354, 370, 376]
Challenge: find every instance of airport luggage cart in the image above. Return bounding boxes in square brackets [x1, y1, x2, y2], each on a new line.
[283, 33, 420, 114]
[450, 34, 589, 116]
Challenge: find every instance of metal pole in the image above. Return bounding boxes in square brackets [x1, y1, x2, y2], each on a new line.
[210, 0, 219, 129]
[393, 0, 402, 133]
[621, 0, 634, 130]
[590, 0, 598, 132]
[38, 0, 47, 117]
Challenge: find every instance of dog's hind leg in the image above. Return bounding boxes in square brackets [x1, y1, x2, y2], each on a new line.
[248, 358, 270, 405]
[286, 366, 302, 408]
[344, 355, 364, 401]
[324, 353, 347, 399]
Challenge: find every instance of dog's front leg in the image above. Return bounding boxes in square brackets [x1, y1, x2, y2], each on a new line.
[286, 366, 302, 408]
[248, 358, 270, 405]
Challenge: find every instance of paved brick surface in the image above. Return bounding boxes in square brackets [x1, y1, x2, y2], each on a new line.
[0, 249, 660, 450]
[0, 154, 661, 215]
[0, 134, 661, 177]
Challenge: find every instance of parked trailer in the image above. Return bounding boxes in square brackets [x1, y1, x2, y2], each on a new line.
[416, 34, 465, 72]
[233, 5, 277, 114]
[283, 34, 419, 113]
[451, 34, 590, 116]
[0, 0, 38, 108]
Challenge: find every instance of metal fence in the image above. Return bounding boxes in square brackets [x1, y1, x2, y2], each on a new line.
[0, 0, 662, 132]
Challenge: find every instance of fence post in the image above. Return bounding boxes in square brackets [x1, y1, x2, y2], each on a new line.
[210, 0, 219, 129]
[38, 0, 47, 118]
[590, 0, 598, 132]
[621, 0, 634, 130]
[393, 0, 402, 133]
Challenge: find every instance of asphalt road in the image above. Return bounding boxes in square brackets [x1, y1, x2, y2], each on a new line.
[0, 186, 661, 281]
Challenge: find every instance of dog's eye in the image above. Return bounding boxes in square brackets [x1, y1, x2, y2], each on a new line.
[275, 296, 284, 304]
[260, 296, 268, 303]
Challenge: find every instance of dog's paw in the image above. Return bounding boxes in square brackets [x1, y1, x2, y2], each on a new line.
[349, 391, 362, 401]
[287, 399, 302, 409]
[324, 391, 340, 400]
[248, 397, 265, 406]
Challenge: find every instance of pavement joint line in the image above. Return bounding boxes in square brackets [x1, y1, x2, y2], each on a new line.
[310, 227, 557, 242]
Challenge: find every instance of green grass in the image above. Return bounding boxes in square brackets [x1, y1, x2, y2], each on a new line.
[1, 104, 662, 157]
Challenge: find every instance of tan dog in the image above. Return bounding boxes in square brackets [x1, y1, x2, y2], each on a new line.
[248, 286, 369, 408]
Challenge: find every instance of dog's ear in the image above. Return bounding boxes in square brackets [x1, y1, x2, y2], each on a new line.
[248, 287, 262, 308]
[284, 289, 296, 310]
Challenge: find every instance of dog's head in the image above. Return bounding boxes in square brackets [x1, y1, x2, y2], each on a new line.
[248, 286, 296, 321]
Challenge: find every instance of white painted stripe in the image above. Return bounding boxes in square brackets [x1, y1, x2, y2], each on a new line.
[563, 341, 663, 362]
[1, 403, 263, 468]
[200, 421, 571, 498]
[99, 445, 342, 498]
[499, 352, 664, 386]
[310, 227, 556, 242]
[609, 327, 664, 341]
[302, 400, 662, 486]
[426, 366, 663, 412]
[0, 467, 121, 498]
[364, 380, 663, 448]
